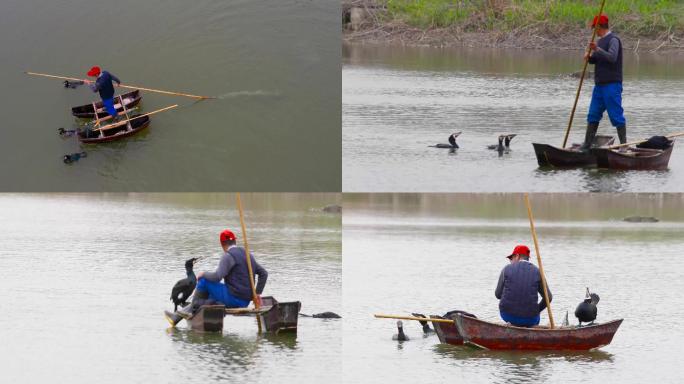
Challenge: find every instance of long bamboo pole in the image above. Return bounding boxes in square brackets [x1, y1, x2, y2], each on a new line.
[93, 104, 178, 132]
[605, 131, 684, 150]
[561, 0, 608, 148]
[236, 193, 262, 333]
[374, 314, 455, 324]
[25, 71, 215, 99]
[523, 194, 555, 329]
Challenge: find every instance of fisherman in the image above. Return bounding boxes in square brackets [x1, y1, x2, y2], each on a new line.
[581, 14, 626, 151]
[495, 245, 552, 327]
[171, 229, 268, 322]
[85, 66, 122, 119]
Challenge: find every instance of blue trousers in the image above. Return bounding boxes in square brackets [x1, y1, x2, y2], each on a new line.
[587, 82, 625, 127]
[196, 278, 250, 308]
[102, 97, 118, 118]
[500, 311, 540, 327]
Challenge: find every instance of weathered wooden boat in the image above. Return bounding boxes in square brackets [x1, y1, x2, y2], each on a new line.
[77, 114, 150, 144]
[259, 296, 302, 334]
[430, 315, 465, 345]
[453, 314, 623, 351]
[592, 141, 674, 171]
[189, 305, 226, 332]
[533, 135, 615, 167]
[71, 90, 142, 118]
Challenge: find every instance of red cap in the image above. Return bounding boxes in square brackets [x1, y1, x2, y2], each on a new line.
[219, 229, 236, 243]
[507, 245, 530, 259]
[87, 66, 101, 77]
[591, 14, 609, 28]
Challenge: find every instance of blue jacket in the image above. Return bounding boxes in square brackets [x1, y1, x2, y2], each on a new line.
[495, 260, 552, 318]
[589, 33, 623, 85]
[90, 71, 121, 100]
[202, 246, 268, 301]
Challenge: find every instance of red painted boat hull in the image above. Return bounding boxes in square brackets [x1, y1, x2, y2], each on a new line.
[454, 315, 623, 351]
[430, 315, 465, 345]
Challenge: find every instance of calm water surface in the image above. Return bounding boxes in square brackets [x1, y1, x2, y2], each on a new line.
[0, 0, 340, 191]
[0, 193, 341, 383]
[343, 44, 684, 192]
[343, 193, 684, 383]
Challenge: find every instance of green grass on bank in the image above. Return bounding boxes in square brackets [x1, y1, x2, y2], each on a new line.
[386, 0, 684, 36]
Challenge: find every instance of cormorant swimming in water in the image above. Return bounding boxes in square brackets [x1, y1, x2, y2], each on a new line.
[300, 312, 342, 319]
[170, 258, 198, 312]
[411, 313, 435, 334]
[63, 152, 87, 164]
[392, 320, 409, 341]
[58, 127, 77, 137]
[487, 134, 517, 152]
[430, 132, 462, 149]
[63, 80, 85, 89]
[574, 287, 600, 326]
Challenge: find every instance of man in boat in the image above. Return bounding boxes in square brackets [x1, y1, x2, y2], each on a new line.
[85, 66, 122, 119]
[495, 245, 552, 327]
[165, 229, 268, 325]
[580, 14, 626, 151]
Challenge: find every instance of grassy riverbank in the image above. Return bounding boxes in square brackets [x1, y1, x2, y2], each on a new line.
[345, 0, 684, 50]
[388, 0, 684, 36]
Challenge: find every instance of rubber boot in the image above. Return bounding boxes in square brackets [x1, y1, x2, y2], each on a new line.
[164, 310, 184, 327]
[616, 126, 627, 152]
[178, 290, 210, 319]
[580, 123, 599, 152]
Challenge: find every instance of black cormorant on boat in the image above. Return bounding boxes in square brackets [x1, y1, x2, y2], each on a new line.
[575, 287, 600, 326]
[170, 258, 198, 312]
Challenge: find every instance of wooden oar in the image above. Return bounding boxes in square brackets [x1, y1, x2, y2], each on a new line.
[236, 193, 263, 333]
[93, 104, 178, 132]
[524, 194, 555, 329]
[561, 0, 608, 148]
[605, 131, 684, 150]
[374, 314, 455, 324]
[25, 71, 215, 99]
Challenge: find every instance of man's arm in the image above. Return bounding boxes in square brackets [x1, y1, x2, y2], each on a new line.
[203, 253, 235, 282]
[109, 73, 122, 85]
[253, 257, 268, 294]
[495, 270, 504, 299]
[591, 38, 620, 63]
[537, 280, 552, 312]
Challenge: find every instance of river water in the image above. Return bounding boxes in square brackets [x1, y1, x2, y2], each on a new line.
[0, 193, 341, 383]
[0, 0, 340, 191]
[343, 193, 684, 383]
[343, 44, 684, 192]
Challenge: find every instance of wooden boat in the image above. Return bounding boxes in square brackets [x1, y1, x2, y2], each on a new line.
[71, 90, 142, 118]
[189, 305, 226, 332]
[453, 314, 623, 351]
[592, 141, 674, 171]
[533, 135, 615, 167]
[77, 114, 150, 144]
[259, 296, 302, 334]
[430, 315, 465, 345]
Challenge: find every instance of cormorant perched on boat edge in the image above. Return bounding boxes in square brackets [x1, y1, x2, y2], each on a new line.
[170, 258, 199, 312]
[575, 287, 600, 326]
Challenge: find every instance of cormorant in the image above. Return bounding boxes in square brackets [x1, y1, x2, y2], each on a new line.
[170, 258, 198, 312]
[411, 313, 435, 334]
[392, 320, 409, 341]
[574, 287, 600, 326]
[430, 132, 462, 149]
[300, 312, 342, 318]
[63, 152, 87, 164]
[63, 80, 84, 89]
[487, 134, 517, 152]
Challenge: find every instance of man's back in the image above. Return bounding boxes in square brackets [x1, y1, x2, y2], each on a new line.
[496, 261, 549, 319]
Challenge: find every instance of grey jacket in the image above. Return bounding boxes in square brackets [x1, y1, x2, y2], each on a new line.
[203, 246, 268, 300]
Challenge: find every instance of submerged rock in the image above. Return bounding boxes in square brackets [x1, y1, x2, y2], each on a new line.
[322, 204, 342, 214]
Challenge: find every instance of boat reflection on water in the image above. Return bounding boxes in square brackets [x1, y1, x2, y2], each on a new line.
[166, 328, 261, 371]
[433, 344, 614, 382]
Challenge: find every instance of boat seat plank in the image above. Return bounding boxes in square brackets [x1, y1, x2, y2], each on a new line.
[225, 305, 273, 316]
